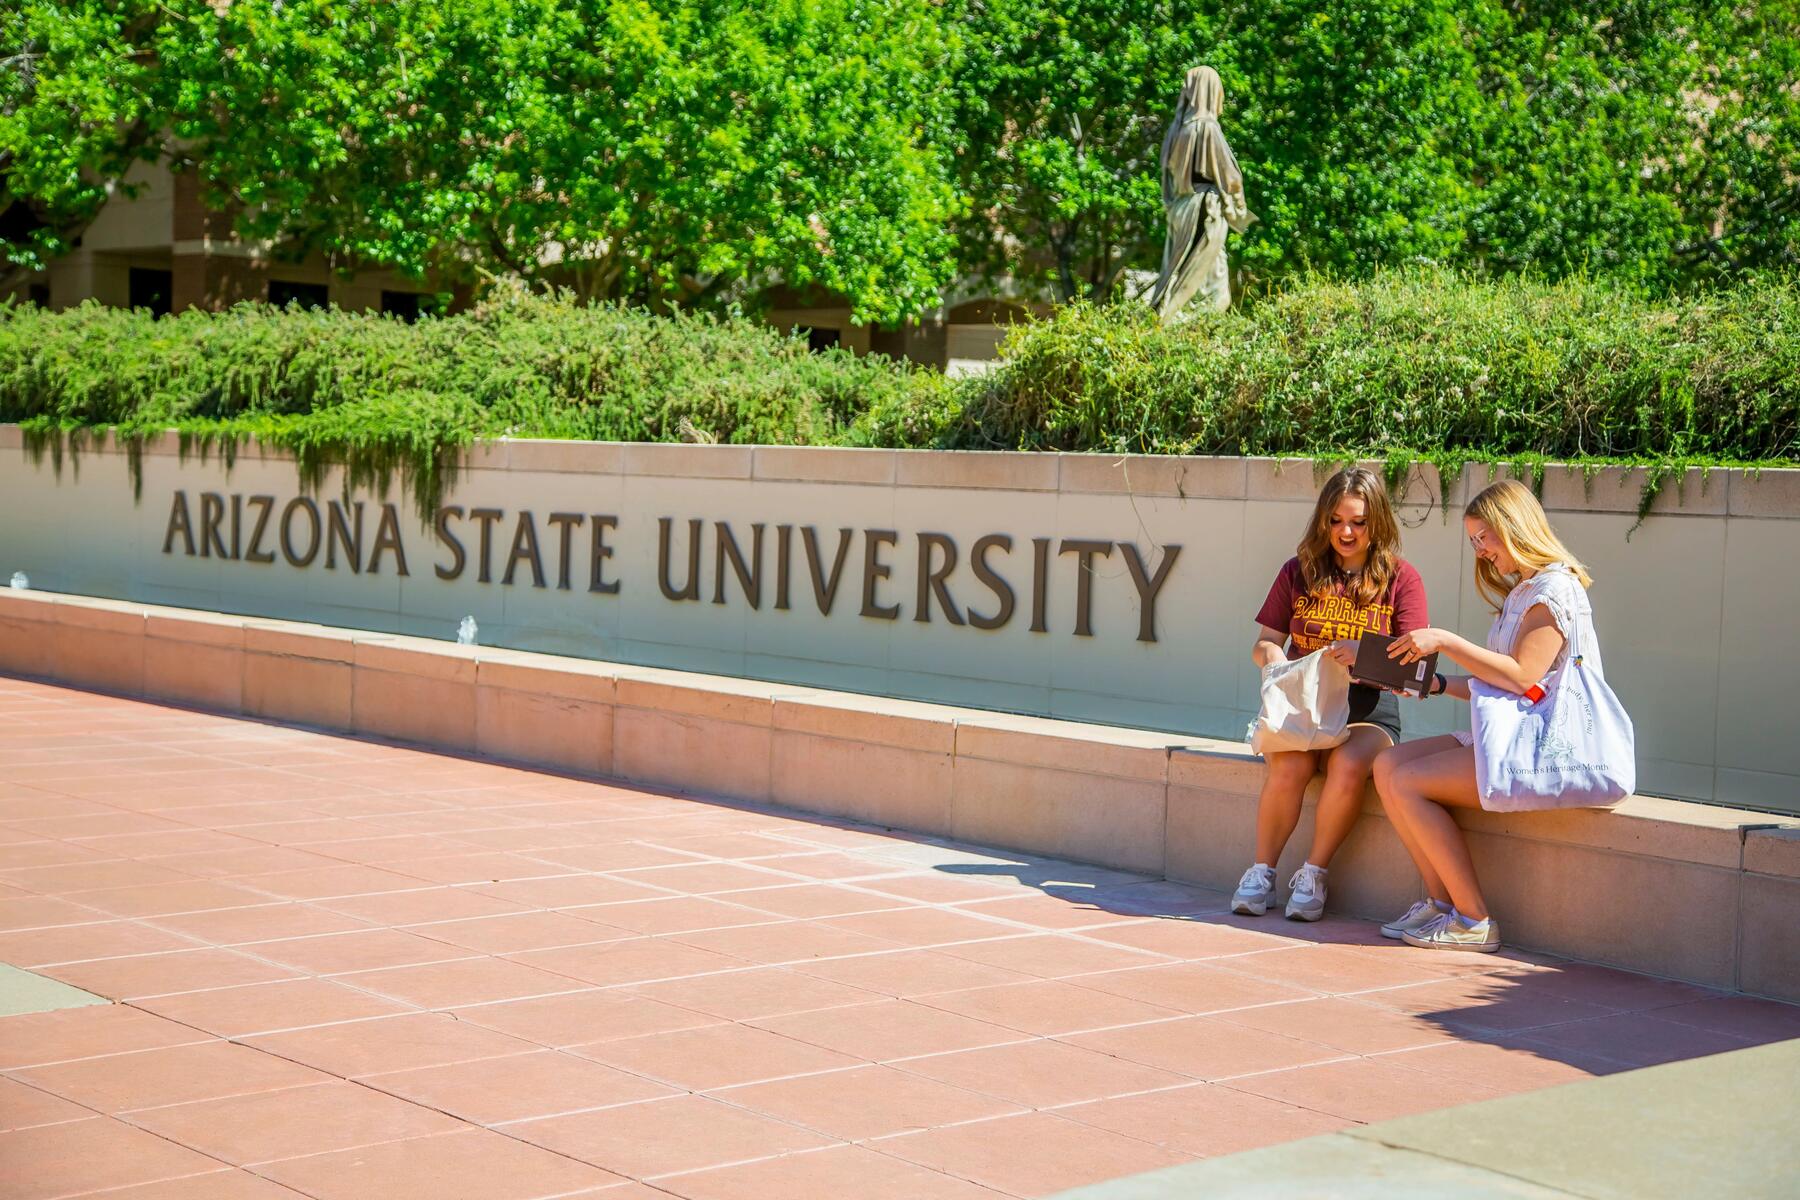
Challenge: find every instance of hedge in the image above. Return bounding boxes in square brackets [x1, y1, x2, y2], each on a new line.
[3, 271, 1795, 515]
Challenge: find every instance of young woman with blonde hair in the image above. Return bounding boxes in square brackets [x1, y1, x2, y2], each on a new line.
[1236, 467, 1428, 921]
[1373, 479, 1599, 952]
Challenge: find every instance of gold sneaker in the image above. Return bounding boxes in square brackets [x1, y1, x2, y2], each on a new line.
[1401, 912, 1501, 953]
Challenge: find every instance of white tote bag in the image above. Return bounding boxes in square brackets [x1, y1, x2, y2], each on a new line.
[1247, 649, 1352, 756]
[1469, 600, 1635, 811]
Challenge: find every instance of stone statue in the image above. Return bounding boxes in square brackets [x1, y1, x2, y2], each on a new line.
[1148, 66, 1254, 322]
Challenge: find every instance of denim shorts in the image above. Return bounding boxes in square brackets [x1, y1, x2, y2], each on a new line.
[1346, 683, 1402, 744]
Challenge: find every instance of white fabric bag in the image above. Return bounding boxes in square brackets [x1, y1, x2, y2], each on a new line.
[1469, 580, 1635, 811]
[1247, 649, 1352, 756]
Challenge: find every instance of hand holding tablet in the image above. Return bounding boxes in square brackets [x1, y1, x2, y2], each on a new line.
[1351, 632, 1438, 697]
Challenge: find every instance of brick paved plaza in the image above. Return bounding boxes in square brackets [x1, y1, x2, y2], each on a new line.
[3, 676, 1797, 1200]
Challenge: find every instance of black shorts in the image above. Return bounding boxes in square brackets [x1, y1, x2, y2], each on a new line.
[1346, 683, 1402, 744]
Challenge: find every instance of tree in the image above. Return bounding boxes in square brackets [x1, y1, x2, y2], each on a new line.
[949, 0, 1800, 300]
[2, 0, 964, 322]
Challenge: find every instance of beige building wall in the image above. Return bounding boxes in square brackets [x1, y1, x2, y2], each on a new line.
[1, 429, 1793, 815]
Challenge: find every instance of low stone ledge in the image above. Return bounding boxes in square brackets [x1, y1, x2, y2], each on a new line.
[475, 653, 616, 704]
[243, 621, 356, 663]
[1744, 826, 1800, 878]
[954, 713, 1175, 785]
[772, 693, 959, 755]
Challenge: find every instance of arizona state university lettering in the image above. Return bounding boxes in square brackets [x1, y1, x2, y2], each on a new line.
[160, 490, 1181, 642]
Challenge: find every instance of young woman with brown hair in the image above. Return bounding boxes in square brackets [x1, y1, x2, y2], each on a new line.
[1236, 467, 1429, 921]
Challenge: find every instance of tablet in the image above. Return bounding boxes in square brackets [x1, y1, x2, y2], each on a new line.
[1351, 632, 1438, 697]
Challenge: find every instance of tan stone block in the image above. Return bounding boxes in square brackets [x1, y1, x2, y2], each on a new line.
[893, 449, 1058, 492]
[476, 654, 616, 704]
[460, 440, 510, 471]
[1465, 830, 1739, 988]
[1537, 465, 1727, 517]
[51, 623, 145, 695]
[1737, 874, 1800, 1003]
[1743, 826, 1800, 879]
[1318, 808, 1422, 920]
[954, 716, 1170, 784]
[1726, 468, 1800, 518]
[949, 756, 1165, 875]
[243, 621, 356, 663]
[145, 611, 246, 649]
[476, 686, 612, 776]
[1460, 795, 1749, 871]
[352, 666, 477, 749]
[1162, 781, 1404, 905]
[773, 694, 957, 754]
[138, 429, 185, 457]
[1245, 457, 1341, 502]
[770, 729, 953, 834]
[0, 588, 55, 622]
[52, 595, 146, 636]
[615, 672, 780, 726]
[1165, 784, 1267, 893]
[504, 439, 626, 475]
[0, 423, 20, 450]
[753, 446, 897, 486]
[1167, 746, 1266, 797]
[1057, 454, 1246, 499]
[622, 443, 754, 479]
[1387, 459, 1464, 512]
[611, 708, 771, 804]
[143, 636, 243, 712]
[243, 652, 352, 730]
[352, 636, 477, 683]
[0, 615, 57, 677]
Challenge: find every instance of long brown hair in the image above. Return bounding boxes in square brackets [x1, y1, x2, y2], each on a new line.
[1465, 480, 1593, 613]
[1297, 467, 1401, 608]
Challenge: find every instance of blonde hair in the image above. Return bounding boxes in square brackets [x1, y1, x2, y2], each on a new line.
[1297, 467, 1401, 608]
[1464, 479, 1593, 612]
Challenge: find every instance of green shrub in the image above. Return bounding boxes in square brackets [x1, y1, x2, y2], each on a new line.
[916, 272, 1800, 478]
[0, 291, 948, 510]
[3, 271, 1794, 520]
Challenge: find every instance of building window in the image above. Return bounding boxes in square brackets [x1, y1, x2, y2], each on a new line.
[803, 326, 842, 353]
[381, 290, 444, 322]
[269, 280, 329, 310]
[128, 268, 172, 317]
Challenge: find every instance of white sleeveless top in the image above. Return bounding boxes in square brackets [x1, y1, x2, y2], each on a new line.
[1452, 563, 1593, 746]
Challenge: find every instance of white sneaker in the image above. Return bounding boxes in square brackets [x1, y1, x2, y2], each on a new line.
[1231, 864, 1276, 916]
[1401, 911, 1502, 953]
[1380, 899, 1447, 940]
[1284, 864, 1328, 921]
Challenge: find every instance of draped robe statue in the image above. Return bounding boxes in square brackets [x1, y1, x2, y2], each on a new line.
[1148, 66, 1254, 322]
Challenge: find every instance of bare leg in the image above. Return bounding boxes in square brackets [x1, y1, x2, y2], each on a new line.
[1305, 726, 1391, 868]
[1254, 750, 1319, 866]
[1373, 736, 1464, 903]
[1379, 744, 1489, 918]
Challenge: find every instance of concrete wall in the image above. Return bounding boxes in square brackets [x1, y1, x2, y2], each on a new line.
[2, 426, 1796, 814]
[2, 586, 1794, 1001]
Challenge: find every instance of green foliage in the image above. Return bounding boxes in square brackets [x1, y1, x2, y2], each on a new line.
[914, 273, 1799, 493]
[948, 0, 1800, 299]
[2, 0, 961, 322]
[7, 273, 1794, 521]
[0, 291, 948, 513]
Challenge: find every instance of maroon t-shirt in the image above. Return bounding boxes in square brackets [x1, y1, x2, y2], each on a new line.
[1255, 556, 1428, 658]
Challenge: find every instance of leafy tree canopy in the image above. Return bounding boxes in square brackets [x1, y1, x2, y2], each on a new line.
[950, 0, 1800, 300]
[1, 0, 963, 322]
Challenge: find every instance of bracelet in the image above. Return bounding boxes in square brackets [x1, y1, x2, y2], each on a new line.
[1432, 672, 1447, 697]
